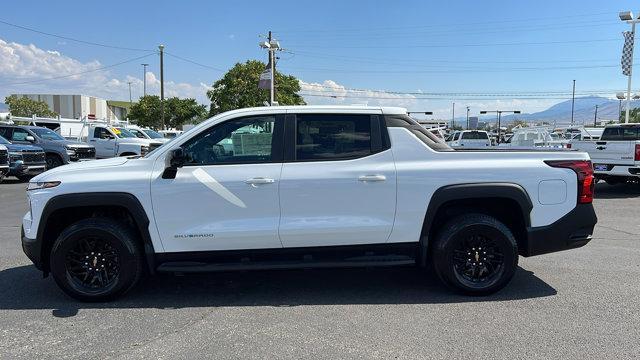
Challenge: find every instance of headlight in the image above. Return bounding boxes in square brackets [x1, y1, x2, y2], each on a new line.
[27, 181, 61, 191]
[66, 147, 76, 156]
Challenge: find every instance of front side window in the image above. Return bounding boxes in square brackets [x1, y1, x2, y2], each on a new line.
[11, 128, 31, 141]
[453, 132, 461, 141]
[182, 116, 276, 165]
[30, 127, 65, 141]
[295, 114, 372, 160]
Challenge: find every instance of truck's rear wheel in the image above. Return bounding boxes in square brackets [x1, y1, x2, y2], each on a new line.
[49, 218, 143, 302]
[431, 214, 518, 295]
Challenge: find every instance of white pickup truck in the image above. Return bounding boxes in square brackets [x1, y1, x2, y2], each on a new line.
[87, 125, 164, 158]
[571, 124, 640, 184]
[446, 130, 492, 148]
[20, 106, 597, 301]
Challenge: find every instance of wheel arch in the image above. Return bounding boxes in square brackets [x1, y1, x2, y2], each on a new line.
[418, 182, 533, 266]
[37, 192, 155, 274]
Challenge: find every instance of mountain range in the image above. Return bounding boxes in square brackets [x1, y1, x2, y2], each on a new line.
[493, 96, 639, 125]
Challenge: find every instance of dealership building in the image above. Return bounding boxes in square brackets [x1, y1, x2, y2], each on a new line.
[10, 94, 130, 121]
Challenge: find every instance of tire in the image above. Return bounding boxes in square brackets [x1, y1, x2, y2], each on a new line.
[46, 154, 64, 169]
[431, 213, 518, 296]
[49, 217, 144, 302]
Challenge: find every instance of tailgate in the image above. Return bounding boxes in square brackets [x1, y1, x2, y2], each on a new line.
[589, 141, 636, 165]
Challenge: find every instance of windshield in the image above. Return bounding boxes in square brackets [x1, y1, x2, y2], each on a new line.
[127, 129, 148, 139]
[30, 127, 65, 141]
[0, 135, 10, 145]
[142, 129, 164, 139]
[461, 131, 488, 140]
[114, 127, 137, 138]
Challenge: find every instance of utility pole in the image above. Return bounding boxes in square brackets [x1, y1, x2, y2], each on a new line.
[158, 45, 165, 129]
[466, 106, 470, 129]
[594, 104, 599, 127]
[259, 32, 281, 105]
[451, 102, 455, 128]
[141, 63, 148, 97]
[570, 79, 576, 125]
[128, 81, 132, 106]
[480, 110, 521, 144]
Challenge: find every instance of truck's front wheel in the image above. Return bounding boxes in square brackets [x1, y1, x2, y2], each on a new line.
[49, 218, 144, 302]
[431, 214, 518, 296]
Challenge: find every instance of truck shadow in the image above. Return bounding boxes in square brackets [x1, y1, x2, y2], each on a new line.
[0, 265, 556, 317]
[595, 182, 640, 199]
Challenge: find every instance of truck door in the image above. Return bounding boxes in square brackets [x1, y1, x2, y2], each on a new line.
[278, 113, 397, 248]
[151, 114, 284, 252]
[91, 127, 117, 158]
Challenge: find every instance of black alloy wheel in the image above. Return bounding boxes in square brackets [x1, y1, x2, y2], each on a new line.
[65, 237, 120, 292]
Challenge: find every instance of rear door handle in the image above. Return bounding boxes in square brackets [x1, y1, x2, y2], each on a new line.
[245, 177, 275, 186]
[358, 174, 386, 182]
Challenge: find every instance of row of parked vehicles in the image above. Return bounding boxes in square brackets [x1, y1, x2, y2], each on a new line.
[0, 119, 178, 182]
[438, 124, 640, 185]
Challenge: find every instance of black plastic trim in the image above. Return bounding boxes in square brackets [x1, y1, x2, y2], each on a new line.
[524, 203, 597, 256]
[419, 183, 533, 265]
[30, 192, 156, 273]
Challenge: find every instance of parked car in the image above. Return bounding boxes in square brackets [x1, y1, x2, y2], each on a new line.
[87, 125, 164, 158]
[446, 130, 491, 147]
[571, 124, 640, 185]
[0, 144, 8, 182]
[0, 135, 46, 181]
[0, 125, 96, 169]
[159, 129, 183, 139]
[120, 126, 170, 143]
[21, 106, 597, 301]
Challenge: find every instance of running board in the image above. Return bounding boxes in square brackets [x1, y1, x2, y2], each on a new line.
[156, 256, 415, 273]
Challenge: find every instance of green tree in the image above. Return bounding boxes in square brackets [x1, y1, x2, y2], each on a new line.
[622, 108, 640, 123]
[207, 60, 305, 116]
[129, 95, 207, 129]
[4, 95, 58, 118]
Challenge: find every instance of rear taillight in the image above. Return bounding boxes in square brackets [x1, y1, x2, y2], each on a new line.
[545, 160, 594, 204]
[635, 144, 640, 161]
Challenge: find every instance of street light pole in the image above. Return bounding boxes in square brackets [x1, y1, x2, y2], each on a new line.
[158, 44, 165, 129]
[571, 79, 576, 125]
[594, 104, 598, 127]
[480, 110, 521, 144]
[466, 106, 470, 129]
[141, 63, 148, 97]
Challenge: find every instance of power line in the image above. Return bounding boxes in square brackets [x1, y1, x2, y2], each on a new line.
[1, 53, 156, 86]
[0, 19, 153, 52]
[163, 51, 226, 72]
[298, 93, 603, 101]
[275, 11, 615, 33]
[298, 85, 637, 96]
[283, 64, 620, 74]
[288, 38, 620, 49]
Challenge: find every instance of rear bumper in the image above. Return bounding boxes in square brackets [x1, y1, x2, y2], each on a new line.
[593, 164, 640, 177]
[523, 203, 597, 257]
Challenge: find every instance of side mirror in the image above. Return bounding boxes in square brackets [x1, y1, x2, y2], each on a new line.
[25, 135, 35, 142]
[169, 148, 186, 168]
[162, 148, 186, 179]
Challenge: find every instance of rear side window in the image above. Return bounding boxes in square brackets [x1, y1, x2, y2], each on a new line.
[295, 114, 372, 160]
[600, 127, 640, 141]
[0, 127, 11, 139]
[462, 131, 488, 140]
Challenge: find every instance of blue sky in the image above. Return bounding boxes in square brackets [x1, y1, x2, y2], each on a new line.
[0, 0, 639, 118]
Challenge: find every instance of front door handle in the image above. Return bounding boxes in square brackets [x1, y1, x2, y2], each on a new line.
[245, 177, 275, 186]
[358, 174, 386, 182]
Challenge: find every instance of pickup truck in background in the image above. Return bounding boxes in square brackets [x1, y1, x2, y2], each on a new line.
[0, 144, 8, 182]
[21, 106, 597, 302]
[0, 134, 47, 182]
[446, 130, 492, 147]
[571, 124, 640, 185]
[88, 125, 164, 158]
[0, 125, 96, 169]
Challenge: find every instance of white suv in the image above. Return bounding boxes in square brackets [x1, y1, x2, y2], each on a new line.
[21, 106, 597, 301]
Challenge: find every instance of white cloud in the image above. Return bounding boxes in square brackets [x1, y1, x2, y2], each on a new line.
[299, 78, 559, 119]
[0, 38, 211, 104]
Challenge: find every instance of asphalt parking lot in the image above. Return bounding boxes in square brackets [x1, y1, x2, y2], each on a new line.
[0, 179, 639, 359]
